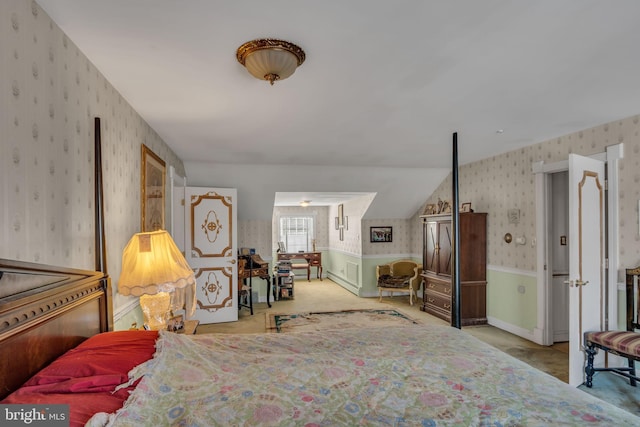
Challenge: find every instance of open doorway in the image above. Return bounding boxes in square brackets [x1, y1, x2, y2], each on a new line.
[549, 171, 569, 343]
[534, 144, 623, 385]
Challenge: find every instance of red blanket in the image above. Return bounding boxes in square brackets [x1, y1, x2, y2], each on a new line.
[1, 330, 158, 427]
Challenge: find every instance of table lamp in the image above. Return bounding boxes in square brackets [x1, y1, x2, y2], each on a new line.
[118, 230, 196, 330]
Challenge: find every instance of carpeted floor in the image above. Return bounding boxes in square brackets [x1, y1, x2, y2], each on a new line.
[196, 277, 640, 418]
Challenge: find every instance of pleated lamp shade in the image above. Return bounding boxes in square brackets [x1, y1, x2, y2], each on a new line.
[118, 230, 195, 297]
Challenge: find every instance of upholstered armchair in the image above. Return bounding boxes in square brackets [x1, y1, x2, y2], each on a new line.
[376, 260, 423, 305]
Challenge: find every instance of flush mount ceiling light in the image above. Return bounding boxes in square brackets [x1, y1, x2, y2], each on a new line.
[299, 200, 311, 207]
[236, 38, 305, 85]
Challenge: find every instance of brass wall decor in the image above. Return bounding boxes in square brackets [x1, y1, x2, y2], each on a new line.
[236, 38, 306, 85]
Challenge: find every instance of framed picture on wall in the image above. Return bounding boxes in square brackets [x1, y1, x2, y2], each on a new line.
[370, 226, 392, 243]
[141, 144, 166, 232]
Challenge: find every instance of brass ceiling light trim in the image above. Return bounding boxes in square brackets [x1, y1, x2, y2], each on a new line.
[236, 38, 306, 85]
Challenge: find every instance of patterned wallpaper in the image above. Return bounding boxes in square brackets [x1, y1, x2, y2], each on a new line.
[243, 192, 418, 265]
[239, 194, 420, 261]
[330, 194, 378, 256]
[425, 115, 640, 273]
[0, 1, 185, 313]
[239, 219, 276, 259]
[362, 218, 416, 257]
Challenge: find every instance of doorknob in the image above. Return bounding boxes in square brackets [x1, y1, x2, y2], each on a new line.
[564, 280, 574, 287]
[575, 280, 589, 286]
[229, 259, 236, 264]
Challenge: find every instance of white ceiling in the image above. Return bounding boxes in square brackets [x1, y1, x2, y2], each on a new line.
[274, 192, 374, 208]
[36, 0, 640, 216]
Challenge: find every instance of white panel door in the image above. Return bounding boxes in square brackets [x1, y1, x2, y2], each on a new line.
[568, 154, 606, 386]
[185, 187, 238, 324]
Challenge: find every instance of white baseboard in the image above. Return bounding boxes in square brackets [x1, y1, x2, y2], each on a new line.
[487, 316, 539, 344]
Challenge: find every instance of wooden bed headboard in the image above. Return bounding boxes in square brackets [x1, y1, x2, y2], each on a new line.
[0, 117, 112, 400]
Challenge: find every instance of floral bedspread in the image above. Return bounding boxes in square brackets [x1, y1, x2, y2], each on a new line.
[87, 325, 638, 426]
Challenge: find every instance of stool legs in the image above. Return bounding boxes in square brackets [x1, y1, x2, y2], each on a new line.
[584, 345, 596, 388]
[628, 357, 637, 387]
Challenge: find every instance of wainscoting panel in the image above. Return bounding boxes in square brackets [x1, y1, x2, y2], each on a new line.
[346, 261, 359, 284]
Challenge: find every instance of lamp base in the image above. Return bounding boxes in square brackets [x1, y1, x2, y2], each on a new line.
[140, 292, 171, 331]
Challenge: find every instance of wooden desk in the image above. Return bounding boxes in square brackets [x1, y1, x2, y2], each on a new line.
[238, 255, 272, 314]
[277, 252, 322, 281]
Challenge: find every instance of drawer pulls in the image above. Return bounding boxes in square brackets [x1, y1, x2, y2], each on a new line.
[426, 298, 452, 311]
[426, 283, 452, 295]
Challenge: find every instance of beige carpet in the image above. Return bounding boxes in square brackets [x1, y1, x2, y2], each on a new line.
[266, 308, 420, 333]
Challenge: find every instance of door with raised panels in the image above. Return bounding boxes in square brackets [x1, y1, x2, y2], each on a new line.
[184, 187, 238, 324]
[568, 154, 605, 386]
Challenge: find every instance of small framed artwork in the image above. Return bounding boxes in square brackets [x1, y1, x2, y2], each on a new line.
[370, 226, 392, 243]
[461, 202, 472, 213]
[277, 241, 286, 253]
[335, 217, 339, 230]
[141, 144, 166, 232]
[338, 204, 344, 227]
[339, 227, 344, 241]
[345, 216, 349, 230]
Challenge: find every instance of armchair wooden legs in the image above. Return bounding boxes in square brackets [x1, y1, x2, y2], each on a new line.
[378, 286, 415, 306]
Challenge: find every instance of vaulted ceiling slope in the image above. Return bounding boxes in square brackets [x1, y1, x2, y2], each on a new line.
[36, 1, 640, 218]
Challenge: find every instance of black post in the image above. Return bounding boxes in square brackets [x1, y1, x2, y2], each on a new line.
[452, 132, 461, 329]
[94, 117, 107, 275]
[248, 255, 254, 315]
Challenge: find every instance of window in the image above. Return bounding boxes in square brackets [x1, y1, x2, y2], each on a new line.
[279, 216, 315, 253]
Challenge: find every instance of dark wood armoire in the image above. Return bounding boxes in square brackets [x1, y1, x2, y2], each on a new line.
[420, 212, 487, 326]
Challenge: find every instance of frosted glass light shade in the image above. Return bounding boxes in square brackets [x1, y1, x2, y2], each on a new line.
[237, 39, 305, 85]
[118, 230, 195, 297]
